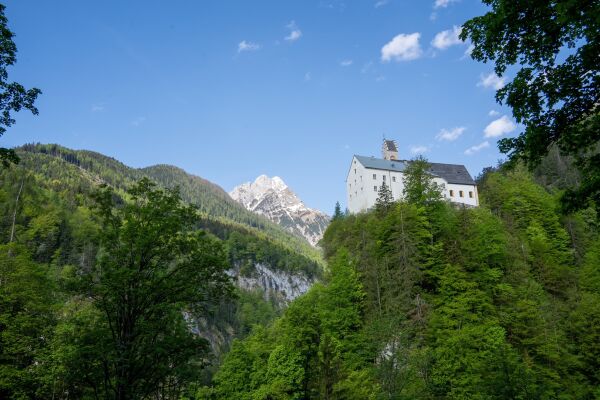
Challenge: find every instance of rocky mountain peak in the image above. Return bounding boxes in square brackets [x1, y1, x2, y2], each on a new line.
[229, 175, 329, 247]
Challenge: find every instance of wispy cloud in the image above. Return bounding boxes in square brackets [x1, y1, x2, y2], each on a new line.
[131, 116, 146, 127]
[375, 75, 386, 82]
[484, 115, 516, 138]
[436, 126, 466, 141]
[238, 40, 261, 53]
[434, 0, 459, 9]
[464, 141, 489, 155]
[431, 26, 463, 50]
[381, 32, 422, 62]
[430, 0, 460, 20]
[488, 109, 500, 117]
[478, 72, 506, 90]
[285, 21, 302, 42]
[304, 72, 312, 82]
[410, 145, 429, 154]
[91, 104, 105, 112]
[463, 43, 474, 58]
[340, 59, 353, 67]
[374, 0, 389, 8]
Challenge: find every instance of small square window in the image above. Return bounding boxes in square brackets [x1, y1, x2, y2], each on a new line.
[373, 174, 377, 180]
[459, 191, 464, 197]
[449, 190, 454, 197]
[374, 186, 377, 192]
[469, 191, 473, 198]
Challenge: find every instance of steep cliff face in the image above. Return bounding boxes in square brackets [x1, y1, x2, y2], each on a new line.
[190, 261, 316, 354]
[229, 263, 314, 304]
[229, 175, 330, 246]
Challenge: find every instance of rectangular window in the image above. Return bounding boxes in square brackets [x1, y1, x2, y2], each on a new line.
[392, 176, 396, 182]
[449, 190, 454, 197]
[374, 186, 377, 192]
[469, 191, 473, 198]
[373, 174, 377, 180]
[354, 168, 356, 174]
[383, 175, 386, 181]
[459, 190, 464, 197]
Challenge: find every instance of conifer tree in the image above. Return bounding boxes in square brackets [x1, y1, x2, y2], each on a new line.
[375, 180, 394, 212]
[332, 201, 343, 221]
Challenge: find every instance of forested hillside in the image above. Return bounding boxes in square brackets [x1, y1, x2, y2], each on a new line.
[0, 145, 323, 398]
[210, 163, 600, 399]
[14, 143, 323, 264]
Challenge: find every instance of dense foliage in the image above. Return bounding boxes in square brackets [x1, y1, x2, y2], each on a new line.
[0, 145, 322, 398]
[212, 161, 600, 399]
[461, 0, 600, 212]
[15, 143, 322, 270]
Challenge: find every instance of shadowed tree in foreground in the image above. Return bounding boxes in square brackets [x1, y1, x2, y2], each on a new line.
[66, 179, 233, 399]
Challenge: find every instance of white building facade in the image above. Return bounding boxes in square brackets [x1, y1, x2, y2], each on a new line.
[346, 140, 479, 213]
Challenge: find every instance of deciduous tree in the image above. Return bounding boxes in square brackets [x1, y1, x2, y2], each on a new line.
[461, 0, 600, 211]
[0, 4, 41, 167]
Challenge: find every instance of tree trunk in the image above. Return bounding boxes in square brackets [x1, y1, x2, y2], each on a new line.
[9, 176, 25, 243]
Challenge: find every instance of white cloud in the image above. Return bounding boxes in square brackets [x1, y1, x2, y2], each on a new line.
[381, 32, 422, 62]
[375, 75, 386, 82]
[238, 40, 260, 52]
[434, 0, 459, 9]
[431, 26, 463, 50]
[91, 104, 104, 112]
[478, 72, 506, 90]
[464, 43, 474, 57]
[436, 126, 466, 141]
[484, 115, 516, 138]
[488, 109, 500, 117]
[285, 21, 302, 42]
[374, 0, 389, 7]
[410, 145, 429, 154]
[340, 59, 353, 67]
[131, 116, 146, 127]
[464, 141, 489, 155]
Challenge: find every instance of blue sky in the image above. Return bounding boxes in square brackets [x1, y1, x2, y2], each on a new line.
[3, 0, 518, 213]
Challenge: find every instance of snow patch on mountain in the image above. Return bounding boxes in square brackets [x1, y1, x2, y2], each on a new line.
[229, 175, 330, 246]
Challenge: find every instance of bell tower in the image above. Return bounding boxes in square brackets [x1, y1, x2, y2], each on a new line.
[382, 139, 399, 160]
